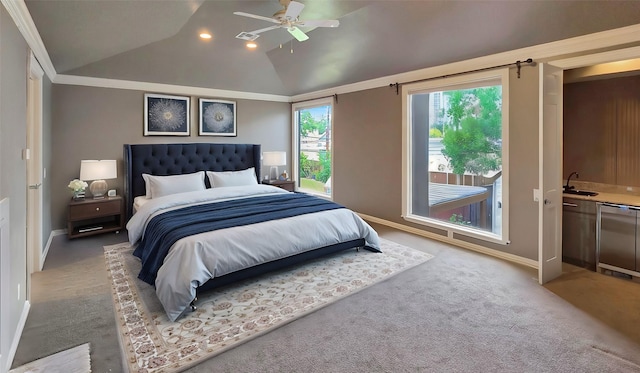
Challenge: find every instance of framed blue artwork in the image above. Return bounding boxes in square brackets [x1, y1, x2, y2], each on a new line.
[144, 93, 190, 136]
[199, 98, 237, 136]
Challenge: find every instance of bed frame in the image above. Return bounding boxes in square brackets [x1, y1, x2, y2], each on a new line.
[123, 143, 366, 300]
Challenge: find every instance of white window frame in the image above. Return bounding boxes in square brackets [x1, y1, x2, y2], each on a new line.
[401, 69, 510, 245]
[292, 97, 334, 199]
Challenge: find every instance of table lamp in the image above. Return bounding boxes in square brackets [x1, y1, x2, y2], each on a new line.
[262, 151, 286, 180]
[80, 160, 117, 198]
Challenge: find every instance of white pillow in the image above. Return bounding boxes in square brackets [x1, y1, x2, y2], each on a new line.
[133, 195, 151, 213]
[207, 167, 258, 188]
[142, 171, 206, 199]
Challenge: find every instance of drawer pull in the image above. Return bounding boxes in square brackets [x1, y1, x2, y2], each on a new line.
[96, 207, 100, 211]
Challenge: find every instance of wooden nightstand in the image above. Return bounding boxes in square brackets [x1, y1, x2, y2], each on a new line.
[67, 196, 125, 239]
[261, 179, 295, 192]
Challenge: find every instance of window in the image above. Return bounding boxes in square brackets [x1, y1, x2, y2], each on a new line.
[292, 98, 333, 198]
[402, 70, 509, 244]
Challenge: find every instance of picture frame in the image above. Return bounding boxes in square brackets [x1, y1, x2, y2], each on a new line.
[199, 98, 237, 136]
[144, 93, 190, 136]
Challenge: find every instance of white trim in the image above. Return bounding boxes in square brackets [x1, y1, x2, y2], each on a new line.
[40, 230, 64, 271]
[4, 0, 640, 103]
[403, 214, 507, 246]
[359, 213, 538, 270]
[28, 53, 44, 80]
[291, 97, 334, 199]
[5, 301, 30, 373]
[51, 229, 67, 236]
[541, 47, 640, 283]
[27, 51, 45, 277]
[551, 45, 640, 70]
[1, 0, 56, 80]
[0, 199, 9, 371]
[401, 69, 509, 245]
[291, 24, 640, 103]
[54, 74, 291, 103]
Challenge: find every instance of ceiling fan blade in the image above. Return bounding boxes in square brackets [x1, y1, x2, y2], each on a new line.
[284, 1, 304, 20]
[297, 19, 339, 28]
[233, 11, 280, 24]
[287, 26, 309, 42]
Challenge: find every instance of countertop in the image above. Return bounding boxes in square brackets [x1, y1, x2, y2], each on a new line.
[562, 181, 640, 207]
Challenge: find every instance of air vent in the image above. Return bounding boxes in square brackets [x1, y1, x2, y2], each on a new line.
[236, 32, 259, 41]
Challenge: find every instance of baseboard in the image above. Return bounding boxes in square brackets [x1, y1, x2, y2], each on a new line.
[5, 301, 31, 373]
[40, 230, 66, 271]
[51, 229, 67, 236]
[358, 213, 538, 270]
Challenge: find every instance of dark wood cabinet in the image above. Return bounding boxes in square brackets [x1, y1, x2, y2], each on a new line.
[67, 196, 124, 239]
[261, 179, 295, 192]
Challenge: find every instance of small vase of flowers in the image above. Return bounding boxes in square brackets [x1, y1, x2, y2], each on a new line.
[68, 178, 88, 200]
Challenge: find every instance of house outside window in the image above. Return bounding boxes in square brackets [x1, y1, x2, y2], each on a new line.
[292, 98, 333, 198]
[402, 70, 509, 244]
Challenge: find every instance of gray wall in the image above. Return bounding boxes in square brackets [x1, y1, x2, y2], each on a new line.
[50, 85, 290, 230]
[50, 65, 541, 261]
[0, 6, 29, 369]
[332, 67, 540, 260]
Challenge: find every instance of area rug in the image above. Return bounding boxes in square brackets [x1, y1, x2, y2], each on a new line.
[104, 238, 433, 373]
[9, 343, 91, 373]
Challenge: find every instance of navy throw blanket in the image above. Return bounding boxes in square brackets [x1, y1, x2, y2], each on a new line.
[134, 193, 345, 285]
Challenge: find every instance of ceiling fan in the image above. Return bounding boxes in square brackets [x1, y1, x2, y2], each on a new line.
[234, 0, 339, 42]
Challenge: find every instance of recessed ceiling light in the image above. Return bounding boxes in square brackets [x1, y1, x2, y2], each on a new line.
[246, 42, 257, 49]
[199, 33, 212, 39]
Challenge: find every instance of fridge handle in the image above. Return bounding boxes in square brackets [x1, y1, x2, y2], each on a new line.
[599, 202, 640, 211]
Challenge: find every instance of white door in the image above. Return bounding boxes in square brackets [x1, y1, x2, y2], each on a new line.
[538, 62, 564, 284]
[27, 53, 44, 284]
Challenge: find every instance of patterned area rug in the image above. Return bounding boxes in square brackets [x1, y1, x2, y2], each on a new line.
[104, 238, 433, 373]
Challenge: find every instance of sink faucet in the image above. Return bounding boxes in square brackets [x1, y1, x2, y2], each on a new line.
[565, 171, 579, 191]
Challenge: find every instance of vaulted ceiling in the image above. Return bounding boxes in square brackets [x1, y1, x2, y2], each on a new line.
[24, 0, 640, 97]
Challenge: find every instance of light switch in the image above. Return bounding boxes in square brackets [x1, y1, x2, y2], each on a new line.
[533, 189, 541, 202]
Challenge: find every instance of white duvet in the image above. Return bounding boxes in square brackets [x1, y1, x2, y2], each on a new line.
[127, 185, 381, 321]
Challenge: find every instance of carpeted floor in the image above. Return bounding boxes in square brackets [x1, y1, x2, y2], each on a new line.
[11, 223, 640, 372]
[9, 343, 90, 373]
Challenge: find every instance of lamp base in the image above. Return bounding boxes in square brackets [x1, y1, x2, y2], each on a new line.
[89, 179, 108, 199]
[269, 166, 279, 180]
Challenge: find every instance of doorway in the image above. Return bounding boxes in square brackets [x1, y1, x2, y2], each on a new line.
[26, 52, 44, 298]
[539, 46, 640, 284]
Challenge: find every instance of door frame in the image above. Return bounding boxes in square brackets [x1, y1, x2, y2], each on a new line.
[539, 46, 640, 283]
[0, 199, 10, 373]
[26, 52, 44, 290]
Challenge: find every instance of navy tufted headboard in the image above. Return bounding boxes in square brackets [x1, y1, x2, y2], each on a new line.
[123, 143, 261, 219]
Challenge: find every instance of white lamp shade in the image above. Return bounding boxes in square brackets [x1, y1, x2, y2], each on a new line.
[80, 160, 117, 181]
[262, 151, 286, 166]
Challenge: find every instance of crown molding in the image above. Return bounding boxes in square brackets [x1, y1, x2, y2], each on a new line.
[54, 74, 291, 103]
[551, 45, 640, 70]
[4, 0, 639, 103]
[291, 23, 640, 103]
[2, 0, 56, 80]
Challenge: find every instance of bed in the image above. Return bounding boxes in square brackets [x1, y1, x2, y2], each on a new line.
[123, 143, 381, 321]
